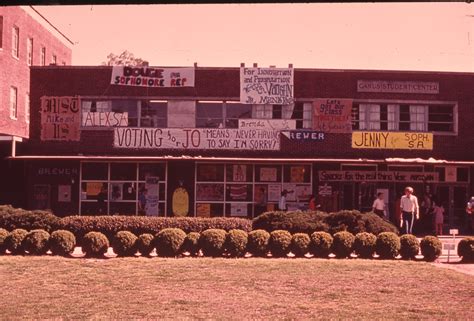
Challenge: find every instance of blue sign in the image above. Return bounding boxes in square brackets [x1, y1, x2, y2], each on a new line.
[282, 131, 325, 141]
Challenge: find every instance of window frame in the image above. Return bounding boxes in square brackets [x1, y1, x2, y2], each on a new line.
[40, 47, 46, 66]
[11, 26, 19, 58]
[10, 86, 18, 120]
[27, 37, 33, 65]
[0, 16, 4, 49]
[25, 92, 30, 123]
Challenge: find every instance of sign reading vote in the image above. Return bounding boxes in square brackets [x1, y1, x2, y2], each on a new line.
[352, 132, 433, 150]
[111, 66, 195, 88]
[240, 67, 294, 105]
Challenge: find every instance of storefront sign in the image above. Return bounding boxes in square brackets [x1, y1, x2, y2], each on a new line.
[238, 119, 296, 130]
[357, 80, 439, 94]
[145, 176, 159, 216]
[313, 99, 353, 133]
[240, 67, 294, 105]
[352, 132, 433, 150]
[110, 66, 195, 87]
[37, 167, 78, 176]
[114, 128, 280, 151]
[319, 170, 439, 182]
[40, 96, 81, 141]
[282, 130, 325, 141]
[82, 112, 129, 127]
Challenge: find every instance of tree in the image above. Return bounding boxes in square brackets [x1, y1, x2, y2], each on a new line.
[102, 50, 149, 66]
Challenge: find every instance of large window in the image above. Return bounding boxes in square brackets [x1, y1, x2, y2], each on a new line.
[251, 103, 312, 129]
[51, 54, 57, 65]
[352, 102, 455, 133]
[25, 92, 30, 123]
[27, 38, 33, 65]
[12, 26, 19, 58]
[10, 86, 17, 119]
[40, 47, 45, 66]
[196, 101, 223, 128]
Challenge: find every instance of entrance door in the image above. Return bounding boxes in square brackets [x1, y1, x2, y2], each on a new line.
[435, 185, 469, 234]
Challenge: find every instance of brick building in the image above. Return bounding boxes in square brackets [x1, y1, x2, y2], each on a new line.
[7, 64, 474, 234]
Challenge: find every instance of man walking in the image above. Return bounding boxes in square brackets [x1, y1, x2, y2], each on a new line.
[400, 186, 419, 234]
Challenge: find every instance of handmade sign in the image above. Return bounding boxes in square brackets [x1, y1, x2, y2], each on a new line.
[238, 119, 296, 130]
[40, 96, 81, 141]
[172, 187, 189, 217]
[281, 131, 325, 141]
[82, 112, 128, 127]
[319, 170, 439, 183]
[110, 66, 195, 87]
[352, 132, 433, 150]
[240, 67, 294, 105]
[313, 99, 353, 133]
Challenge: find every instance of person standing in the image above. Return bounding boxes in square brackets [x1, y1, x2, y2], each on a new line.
[309, 195, 317, 211]
[400, 186, 419, 234]
[466, 196, 474, 234]
[433, 201, 445, 236]
[278, 189, 293, 211]
[372, 192, 387, 219]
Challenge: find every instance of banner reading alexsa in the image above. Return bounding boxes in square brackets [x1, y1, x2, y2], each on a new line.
[114, 128, 280, 150]
[352, 131, 433, 150]
[240, 67, 294, 105]
[110, 66, 195, 87]
[313, 99, 353, 133]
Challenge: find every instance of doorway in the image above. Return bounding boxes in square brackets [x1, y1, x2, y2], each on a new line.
[435, 185, 469, 234]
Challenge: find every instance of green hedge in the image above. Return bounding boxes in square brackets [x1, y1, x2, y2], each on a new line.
[49, 230, 76, 256]
[399, 234, 420, 260]
[457, 237, 474, 263]
[112, 231, 138, 257]
[82, 231, 109, 258]
[309, 231, 333, 258]
[182, 232, 200, 257]
[154, 228, 186, 257]
[269, 230, 292, 258]
[22, 229, 50, 255]
[290, 233, 311, 257]
[225, 230, 248, 257]
[332, 231, 355, 258]
[136, 233, 155, 257]
[5, 228, 28, 255]
[0, 205, 59, 232]
[376, 232, 400, 259]
[199, 229, 227, 257]
[0, 228, 9, 254]
[353, 232, 376, 259]
[420, 236, 442, 262]
[247, 230, 270, 257]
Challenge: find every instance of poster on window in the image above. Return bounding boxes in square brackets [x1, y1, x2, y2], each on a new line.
[58, 185, 71, 202]
[283, 184, 297, 201]
[233, 165, 247, 182]
[145, 176, 159, 216]
[228, 184, 248, 201]
[254, 185, 268, 205]
[312, 99, 353, 133]
[86, 182, 103, 196]
[295, 185, 312, 203]
[260, 167, 277, 182]
[196, 184, 224, 201]
[110, 66, 195, 88]
[230, 203, 248, 217]
[198, 165, 219, 181]
[240, 67, 294, 105]
[290, 166, 305, 183]
[196, 203, 211, 217]
[268, 184, 281, 202]
[40, 96, 81, 141]
[33, 185, 50, 210]
[445, 167, 456, 182]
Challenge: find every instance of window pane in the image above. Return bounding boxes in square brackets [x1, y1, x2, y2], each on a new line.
[255, 165, 281, 182]
[283, 165, 311, 183]
[112, 100, 138, 126]
[110, 163, 136, 181]
[225, 102, 252, 118]
[226, 184, 253, 202]
[138, 163, 166, 180]
[82, 162, 108, 180]
[141, 101, 167, 128]
[196, 183, 224, 201]
[226, 164, 253, 182]
[196, 102, 223, 128]
[196, 164, 224, 181]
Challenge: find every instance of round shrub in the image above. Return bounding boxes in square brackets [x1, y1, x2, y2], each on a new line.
[225, 229, 248, 257]
[332, 231, 355, 258]
[112, 231, 138, 257]
[253, 211, 329, 234]
[0, 228, 9, 254]
[154, 228, 186, 257]
[354, 232, 377, 259]
[376, 232, 400, 259]
[22, 229, 50, 255]
[199, 229, 227, 257]
[309, 231, 333, 258]
[182, 232, 201, 256]
[399, 234, 420, 260]
[49, 230, 76, 256]
[269, 230, 292, 258]
[290, 233, 311, 257]
[420, 236, 442, 262]
[5, 228, 28, 254]
[457, 237, 474, 263]
[247, 229, 270, 257]
[82, 231, 109, 257]
[136, 233, 155, 256]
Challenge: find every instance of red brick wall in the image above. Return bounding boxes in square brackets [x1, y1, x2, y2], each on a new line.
[0, 6, 72, 138]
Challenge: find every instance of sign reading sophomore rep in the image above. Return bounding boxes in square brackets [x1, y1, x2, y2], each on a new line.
[313, 99, 353, 133]
[82, 112, 129, 127]
[352, 131, 433, 150]
[114, 128, 280, 150]
[40, 96, 81, 141]
[319, 170, 439, 183]
[240, 67, 294, 105]
[110, 66, 195, 88]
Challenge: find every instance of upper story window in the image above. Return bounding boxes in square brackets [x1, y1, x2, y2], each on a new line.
[10, 86, 18, 119]
[352, 102, 455, 133]
[196, 101, 224, 128]
[225, 102, 252, 128]
[251, 103, 312, 129]
[27, 38, 33, 65]
[51, 54, 57, 65]
[25, 92, 30, 123]
[11, 26, 19, 58]
[140, 100, 167, 127]
[0, 16, 3, 49]
[40, 47, 46, 66]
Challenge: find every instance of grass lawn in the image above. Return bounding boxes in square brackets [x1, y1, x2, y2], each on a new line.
[0, 256, 473, 319]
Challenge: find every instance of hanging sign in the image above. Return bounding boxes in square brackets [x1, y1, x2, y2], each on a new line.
[238, 119, 296, 130]
[319, 170, 439, 183]
[240, 67, 294, 105]
[40, 96, 81, 141]
[82, 112, 129, 127]
[111, 66, 195, 87]
[312, 99, 353, 133]
[357, 80, 439, 94]
[352, 132, 433, 150]
[281, 130, 325, 141]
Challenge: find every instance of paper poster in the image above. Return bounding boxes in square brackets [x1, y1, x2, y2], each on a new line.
[196, 184, 224, 201]
[86, 182, 103, 196]
[58, 185, 71, 202]
[238, 119, 296, 130]
[110, 183, 124, 201]
[445, 167, 456, 182]
[351, 132, 433, 150]
[40, 96, 81, 141]
[198, 165, 218, 181]
[33, 185, 50, 210]
[283, 184, 297, 201]
[260, 167, 277, 182]
[230, 203, 248, 217]
[268, 184, 281, 202]
[196, 203, 211, 217]
[111, 66, 195, 87]
[229, 184, 248, 201]
[254, 185, 268, 205]
[296, 185, 312, 202]
[313, 98, 353, 133]
[233, 165, 247, 182]
[290, 166, 305, 183]
[145, 176, 159, 216]
[318, 184, 332, 196]
[240, 67, 294, 105]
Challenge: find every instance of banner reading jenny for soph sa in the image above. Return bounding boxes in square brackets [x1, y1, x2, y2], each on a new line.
[110, 66, 195, 87]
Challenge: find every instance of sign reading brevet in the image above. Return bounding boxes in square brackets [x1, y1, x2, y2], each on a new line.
[110, 66, 195, 88]
[238, 119, 296, 130]
[281, 131, 325, 141]
[357, 80, 439, 94]
[352, 131, 433, 150]
[40, 96, 81, 141]
[114, 128, 280, 150]
[319, 170, 439, 183]
[240, 67, 294, 105]
[82, 112, 129, 127]
[313, 99, 353, 133]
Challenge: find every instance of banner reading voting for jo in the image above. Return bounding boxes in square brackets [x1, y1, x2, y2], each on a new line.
[240, 67, 294, 105]
[111, 66, 195, 88]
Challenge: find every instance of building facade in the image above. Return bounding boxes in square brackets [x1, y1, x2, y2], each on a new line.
[9, 65, 474, 234]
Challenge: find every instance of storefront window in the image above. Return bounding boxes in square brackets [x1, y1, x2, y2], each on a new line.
[82, 162, 108, 180]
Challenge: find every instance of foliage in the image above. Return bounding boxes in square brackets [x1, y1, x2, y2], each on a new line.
[5, 228, 28, 254]
[252, 210, 329, 234]
[290, 233, 311, 257]
[325, 210, 398, 235]
[457, 237, 474, 263]
[0, 205, 59, 232]
[112, 231, 138, 257]
[269, 230, 292, 258]
[247, 229, 270, 257]
[22, 229, 50, 255]
[353, 232, 377, 259]
[399, 234, 420, 260]
[182, 232, 201, 257]
[309, 231, 333, 258]
[420, 236, 442, 262]
[332, 231, 355, 258]
[375, 232, 400, 259]
[102, 50, 149, 66]
[154, 228, 186, 257]
[199, 229, 227, 257]
[49, 230, 76, 256]
[0, 228, 9, 254]
[225, 229, 248, 257]
[136, 233, 155, 257]
[82, 232, 109, 257]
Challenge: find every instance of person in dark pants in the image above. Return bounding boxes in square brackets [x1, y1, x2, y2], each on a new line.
[400, 186, 419, 234]
[372, 192, 386, 219]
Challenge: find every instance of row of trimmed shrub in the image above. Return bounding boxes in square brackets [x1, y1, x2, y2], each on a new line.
[2, 227, 472, 262]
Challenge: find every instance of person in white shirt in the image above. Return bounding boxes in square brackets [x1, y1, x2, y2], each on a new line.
[400, 186, 419, 234]
[372, 192, 387, 219]
[278, 189, 293, 211]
